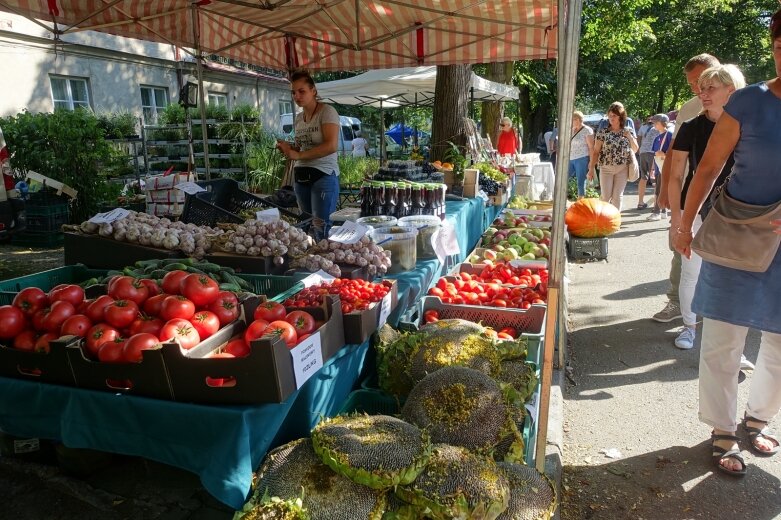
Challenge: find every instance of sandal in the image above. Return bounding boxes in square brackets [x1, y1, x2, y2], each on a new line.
[636, 203, 648, 209]
[711, 433, 747, 477]
[742, 415, 780, 457]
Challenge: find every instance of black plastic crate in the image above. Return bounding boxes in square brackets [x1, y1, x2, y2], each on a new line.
[180, 179, 313, 229]
[25, 205, 69, 232]
[567, 236, 608, 260]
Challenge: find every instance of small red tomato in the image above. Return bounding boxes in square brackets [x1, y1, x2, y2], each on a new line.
[159, 318, 201, 350]
[85, 324, 120, 359]
[160, 295, 196, 322]
[284, 310, 316, 336]
[243, 319, 270, 345]
[179, 274, 220, 307]
[161, 270, 189, 295]
[12, 288, 48, 318]
[190, 311, 221, 340]
[0, 305, 28, 339]
[208, 291, 241, 326]
[423, 310, 440, 324]
[499, 327, 518, 339]
[13, 330, 38, 352]
[48, 284, 85, 307]
[60, 314, 93, 338]
[34, 332, 59, 353]
[224, 338, 250, 357]
[263, 320, 298, 348]
[254, 301, 286, 322]
[104, 300, 140, 329]
[122, 333, 161, 363]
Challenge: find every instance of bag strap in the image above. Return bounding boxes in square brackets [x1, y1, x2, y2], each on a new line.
[570, 127, 583, 141]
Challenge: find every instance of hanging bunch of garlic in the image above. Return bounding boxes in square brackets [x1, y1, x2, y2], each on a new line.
[220, 219, 312, 265]
[298, 235, 392, 277]
[77, 211, 223, 258]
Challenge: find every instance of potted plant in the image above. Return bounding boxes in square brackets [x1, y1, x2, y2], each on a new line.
[444, 141, 467, 195]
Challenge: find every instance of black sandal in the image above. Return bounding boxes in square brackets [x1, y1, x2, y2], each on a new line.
[636, 203, 648, 209]
[742, 415, 780, 457]
[711, 433, 747, 477]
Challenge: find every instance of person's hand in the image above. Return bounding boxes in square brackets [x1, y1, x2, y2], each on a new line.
[672, 228, 693, 259]
[587, 169, 595, 181]
[773, 219, 781, 235]
[657, 188, 669, 209]
[276, 140, 300, 160]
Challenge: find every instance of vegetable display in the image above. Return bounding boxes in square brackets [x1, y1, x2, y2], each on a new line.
[426, 274, 546, 309]
[564, 197, 622, 238]
[213, 219, 312, 266]
[291, 236, 392, 278]
[283, 279, 393, 315]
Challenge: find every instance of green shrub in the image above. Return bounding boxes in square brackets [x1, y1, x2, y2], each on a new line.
[246, 130, 286, 194]
[231, 103, 259, 122]
[158, 104, 186, 125]
[338, 155, 378, 187]
[567, 176, 600, 200]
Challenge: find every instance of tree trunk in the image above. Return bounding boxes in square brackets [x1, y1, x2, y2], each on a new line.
[431, 64, 472, 162]
[481, 61, 515, 148]
[519, 85, 550, 154]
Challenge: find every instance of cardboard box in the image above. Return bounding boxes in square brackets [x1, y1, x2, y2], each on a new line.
[0, 336, 78, 386]
[464, 168, 480, 185]
[162, 295, 345, 404]
[462, 183, 477, 198]
[145, 189, 186, 204]
[206, 251, 290, 275]
[66, 342, 174, 400]
[146, 202, 185, 217]
[64, 233, 180, 269]
[342, 280, 399, 344]
[144, 172, 195, 191]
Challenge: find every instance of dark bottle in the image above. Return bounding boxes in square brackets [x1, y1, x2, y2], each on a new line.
[384, 182, 397, 217]
[410, 184, 423, 216]
[372, 182, 386, 216]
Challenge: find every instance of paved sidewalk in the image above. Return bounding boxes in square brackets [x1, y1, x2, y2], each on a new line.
[560, 186, 781, 519]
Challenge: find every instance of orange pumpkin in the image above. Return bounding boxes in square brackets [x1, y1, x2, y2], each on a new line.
[564, 198, 621, 238]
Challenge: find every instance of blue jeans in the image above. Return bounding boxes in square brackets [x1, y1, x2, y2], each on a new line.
[294, 173, 339, 241]
[569, 156, 590, 197]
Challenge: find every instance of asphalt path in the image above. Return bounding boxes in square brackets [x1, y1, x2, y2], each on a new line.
[560, 184, 781, 519]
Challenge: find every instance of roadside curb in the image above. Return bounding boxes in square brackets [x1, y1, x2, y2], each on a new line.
[545, 368, 565, 520]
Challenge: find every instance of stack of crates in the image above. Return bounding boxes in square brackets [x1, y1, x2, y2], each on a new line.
[14, 190, 70, 247]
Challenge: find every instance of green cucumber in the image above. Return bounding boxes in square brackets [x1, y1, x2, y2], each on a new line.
[149, 269, 168, 280]
[195, 262, 222, 273]
[219, 283, 242, 292]
[163, 263, 189, 271]
[135, 259, 162, 269]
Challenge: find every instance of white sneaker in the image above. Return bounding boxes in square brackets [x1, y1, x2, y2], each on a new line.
[740, 355, 755, 370]
[647, 213, 662, 221]
[661, 211, 668, 220]
[675, 326, 696, 350]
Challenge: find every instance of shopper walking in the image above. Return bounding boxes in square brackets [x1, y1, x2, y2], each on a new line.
[569, 111, 595, 198]
[351, 131, 368, 158]
[673, 14, 781, 476]
[589, 102, 638, 211]
[646, 115, 673, 221]
[667, 65, 745, 351]
[496, 117, 521, 156]
[636, 116, 659, 209]
[277, 69, 341, 241]
[651, 53, 720, 324]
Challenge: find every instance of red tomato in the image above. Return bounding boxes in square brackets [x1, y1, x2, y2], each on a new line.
[77, 298, 92, 315]
[48, 284, 84, 307]
[85, 295, 114, 323]
[284, 310, 315, 336]
[159, 318, 201, 350]
[60, 315, 92, 338]
[223, 338, 250, 357]
[104, 300, 139, 329]
[85, 324, 120, 358]
[121, 333, 161, 363]
[497, 332, 514, 340]
[39, 301, 76, 334]
[143, 293, 169, 317]
[254, 301, 286, 322]
[296, 333, 311, 344]
[12, 288, 48, 318]
[129, 315, 164, 338]
[243, 319, 270, 345]
[97, 340, 126, 363]
[423, 310, 440, 324]
[13, 330, 37, 351]
[428, 287, 445, 298]
[205, 352, 238, 387]
[160, 295, 196, 321]
[161, 270, 189, 295]
[263, 320, 298, 348]
[208, 291, 241, 326]
[499, 327, 518, 339]
[180, 274, 220, 307]
[0, 305, 28, 339]
[34, 332, 59, 353]
[190, 311, 221, 340]
[139, 279, 161, 297]
[108, 276, 150, 306]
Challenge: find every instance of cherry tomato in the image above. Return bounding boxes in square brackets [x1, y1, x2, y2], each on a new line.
[190, 311, 221, 340]
[159, 318, 201, 350]
[263, 320, 298, 348]
[12, 288, 48, 318]
[160, 295, 196, 322]
[0, 305, 28, 339]
[85, 324, 121, 359]
[284, 310, 316, 336]
[122, 333, 161, 363]
[223, 338, 250, 358]
[108, 276, 150, 306]
[48, 284, 85, 307]
[243, 319, 270, 345]
[60, 314, 92, 338]
[104, 300, 140, 329]
[179, 274, 220, 307]
[13, 329, 37, 351]
[161, 270, 190, 295]
[254, 301, 286, 322]
[208, 291, 241, 326]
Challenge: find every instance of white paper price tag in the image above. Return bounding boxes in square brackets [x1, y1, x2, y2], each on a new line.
[524, 391, 540, 425]
[88, 208, 130, 224]
[477, 189, 490, 202]
[256, 208, 280, 222]
[329, 220, 370, 244]
[290, 331, 324, 388]
[433, 219, 460, 264]
[377, 293, 393, 328]
[174, 181, 207, 195]
[300, 270, 336, 288]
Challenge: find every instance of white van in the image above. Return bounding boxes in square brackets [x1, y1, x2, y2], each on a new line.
[279, 113, 360, 156]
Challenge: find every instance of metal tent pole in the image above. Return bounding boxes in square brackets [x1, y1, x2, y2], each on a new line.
[380, 100, 386, 164]
[535, 0, 583, 473]
[191, 5, 210, 180]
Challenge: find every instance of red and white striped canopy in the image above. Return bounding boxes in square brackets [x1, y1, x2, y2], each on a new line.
[0, 0, 558, 70]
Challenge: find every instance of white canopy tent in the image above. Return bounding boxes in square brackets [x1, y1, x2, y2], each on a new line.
[316, 66, 520, 108]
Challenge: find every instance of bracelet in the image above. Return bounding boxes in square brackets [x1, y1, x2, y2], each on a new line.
[676, 228, 693, 235]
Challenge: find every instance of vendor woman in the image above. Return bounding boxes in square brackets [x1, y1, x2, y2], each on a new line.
[496, 116, 521, 156]
[276, 69, 340, 241]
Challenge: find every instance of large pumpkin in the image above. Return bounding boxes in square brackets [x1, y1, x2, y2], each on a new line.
[564, 198, 621, 238]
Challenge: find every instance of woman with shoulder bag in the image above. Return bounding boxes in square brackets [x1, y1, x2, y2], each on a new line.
[276, 69, 341, 241]
[588, 102, 639, 210]
[672, 14, 781, 477]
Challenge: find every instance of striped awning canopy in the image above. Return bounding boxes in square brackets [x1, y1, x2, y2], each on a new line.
[0, 0, 558, 70]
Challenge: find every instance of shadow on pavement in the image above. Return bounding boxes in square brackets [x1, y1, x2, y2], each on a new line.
[561, 443, 781, 520]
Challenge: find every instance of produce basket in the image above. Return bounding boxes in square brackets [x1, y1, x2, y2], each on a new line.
[567, 236, 608, 260]
[419, 296, 546, 338]
[239, 274, 305, 302]
[0, 265, 108, 304]
[180, 178, 313, 228]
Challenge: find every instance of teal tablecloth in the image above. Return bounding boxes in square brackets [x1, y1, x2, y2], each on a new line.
[0, 340, 369, 510]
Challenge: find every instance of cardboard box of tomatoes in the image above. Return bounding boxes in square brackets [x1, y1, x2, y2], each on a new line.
[161, 295, 345, 404]
[0, 335, 80, 386]
[64, 233, 181, 270]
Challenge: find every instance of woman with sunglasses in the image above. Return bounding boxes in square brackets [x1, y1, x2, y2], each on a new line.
[496, 117, 521, 156]
[673, 13, 781, 476]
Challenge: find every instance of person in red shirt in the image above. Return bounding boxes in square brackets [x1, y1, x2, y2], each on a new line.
[496, 117, 521, 156]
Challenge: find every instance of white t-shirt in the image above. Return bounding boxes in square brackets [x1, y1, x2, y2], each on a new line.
[352, 137, 368, 157]
[294, 103, 340, 175]
[569, 125, 593, 160]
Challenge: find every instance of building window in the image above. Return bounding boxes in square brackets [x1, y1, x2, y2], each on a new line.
[50, 76, 90, 111]
[208, 92, 228, 108]
[140, 86, 168, 124]
[278, 100, 292, 116]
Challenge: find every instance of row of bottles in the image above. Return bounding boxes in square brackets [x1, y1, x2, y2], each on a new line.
[360, 181, 447, 220]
